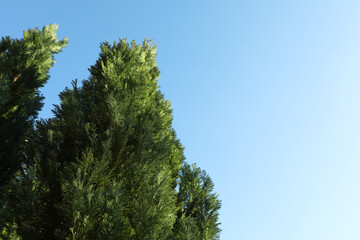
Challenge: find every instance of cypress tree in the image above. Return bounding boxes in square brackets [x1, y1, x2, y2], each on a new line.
[0, 24, 68, 188]
[174, 163, 221, 240]
[22, 39, 185, 239]
[0, 25, 221, 240]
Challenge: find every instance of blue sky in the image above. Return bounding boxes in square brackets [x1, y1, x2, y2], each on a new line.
[2, 0, 360, 239]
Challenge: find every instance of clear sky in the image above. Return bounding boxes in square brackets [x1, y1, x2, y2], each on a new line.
[2, 0, 360, 239]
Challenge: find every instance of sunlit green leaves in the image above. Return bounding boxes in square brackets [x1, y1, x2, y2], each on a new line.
[0, 26, 221, 239]
[0, 24, 68, 187]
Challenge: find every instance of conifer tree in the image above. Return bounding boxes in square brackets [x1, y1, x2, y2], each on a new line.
[0, 25, 68, 188]
[174, 163, 222, 240]
[0, 25, 222, 240]
[19, 39, 185, 239]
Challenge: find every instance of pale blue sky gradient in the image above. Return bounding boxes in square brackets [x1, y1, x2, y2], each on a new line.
[2, 1, 360, 239]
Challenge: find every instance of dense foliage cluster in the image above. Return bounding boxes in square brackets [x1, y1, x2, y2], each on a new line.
[0, 25, 221, 239]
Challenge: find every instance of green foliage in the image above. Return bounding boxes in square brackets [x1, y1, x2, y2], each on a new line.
[174, 163, 222, 240]
[173, 216, 200, 240]
[50, 39, 184, 239]
[0, 164, 48, 239]
[0, 24, 68, 188]
[0, 222, 21, 240]
[60, 148, 131, 239]
[0, 25, 221, 240]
